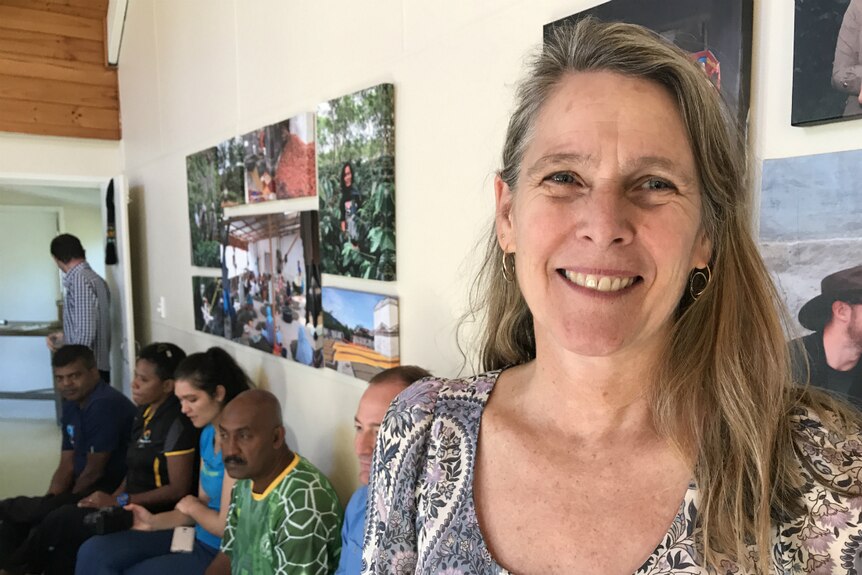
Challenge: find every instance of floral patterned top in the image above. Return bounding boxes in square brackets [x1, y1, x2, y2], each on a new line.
[361, 371, 862, 575]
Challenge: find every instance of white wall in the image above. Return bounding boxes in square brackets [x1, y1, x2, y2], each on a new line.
[0, 133, 121, 184]
[754, 2, 862, 160]
[0, 189, 105, 279]
[117, 0, 862, 501]
[0, 189, 105, 419]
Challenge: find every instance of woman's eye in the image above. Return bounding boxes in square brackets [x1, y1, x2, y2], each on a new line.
[641, 178, 674, 191]
[546, 172, 576, 185]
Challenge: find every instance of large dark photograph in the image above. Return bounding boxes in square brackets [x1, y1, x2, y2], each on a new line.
[792, 0, 862, 126]
[546, 0, 753, 127]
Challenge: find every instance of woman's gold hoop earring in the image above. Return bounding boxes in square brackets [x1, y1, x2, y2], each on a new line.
[689, 264, 712, 300]
[501, 252, 516, 283]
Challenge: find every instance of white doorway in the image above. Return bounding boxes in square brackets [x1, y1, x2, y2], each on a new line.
[0, 207, 62, 319]
[0, 178, 136, 417]
[0, 207, 62, 419]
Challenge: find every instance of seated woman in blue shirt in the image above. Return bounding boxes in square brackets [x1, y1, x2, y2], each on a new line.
[76, 347, 251, 575]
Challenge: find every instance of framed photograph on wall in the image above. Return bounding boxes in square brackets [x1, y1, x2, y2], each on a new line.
[186, 138, 245, 268]
[322, 287, 399, 382]
[759, 149, 862, 404]
[792, 0, 862, 126]
[317, 84, 396, 281]
[241, 113, 317, 202]
[192, 275, 224, 335]
[545, 0, 753, 127]
[219, 210, 323, 367]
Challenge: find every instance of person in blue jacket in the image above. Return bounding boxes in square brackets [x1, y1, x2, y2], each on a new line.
[335, 365, 430, 575]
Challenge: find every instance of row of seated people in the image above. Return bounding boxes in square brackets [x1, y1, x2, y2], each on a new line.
[0, 343, 430, 575]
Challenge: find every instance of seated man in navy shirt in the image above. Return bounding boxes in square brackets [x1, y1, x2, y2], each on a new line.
[0, 345, 136, 572]
[335, 366, 431, 575]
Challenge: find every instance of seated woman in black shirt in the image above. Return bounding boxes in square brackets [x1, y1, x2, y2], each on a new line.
[5, 342, 198, 575]
[79, 343, 197, 512]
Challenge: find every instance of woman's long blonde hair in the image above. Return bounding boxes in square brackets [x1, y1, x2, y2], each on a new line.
[467, 17, 859, 572]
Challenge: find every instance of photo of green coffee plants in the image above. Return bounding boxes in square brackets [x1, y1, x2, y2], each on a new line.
[317, 83, 395, 281]
[186, 137, 245, 267]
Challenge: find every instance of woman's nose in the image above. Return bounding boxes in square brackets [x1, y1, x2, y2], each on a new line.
[574, 185, 634, 248]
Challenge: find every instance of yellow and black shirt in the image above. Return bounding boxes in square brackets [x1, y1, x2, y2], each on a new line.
[125, 395, 198, 505]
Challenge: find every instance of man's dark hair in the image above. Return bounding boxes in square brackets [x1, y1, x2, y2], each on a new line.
[52, 345, 96, 369]
[50, 234, 86, 263]
[369, 365, 432, 387]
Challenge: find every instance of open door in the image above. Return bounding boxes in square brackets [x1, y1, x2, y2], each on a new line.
[101, 175, 136, 395]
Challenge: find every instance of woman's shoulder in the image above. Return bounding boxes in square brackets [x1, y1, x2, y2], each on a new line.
[790, 404, 862, 495]
[389, 371, 502, 416]
[377, 371, 501, 443]
[200, 423, 215, 441]
[778, 405, 862, 571]
[199, 424, 217, 458]
[154, 394, 184, 420]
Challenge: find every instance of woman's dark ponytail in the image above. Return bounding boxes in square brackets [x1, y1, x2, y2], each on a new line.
[175, 346, 251, 404]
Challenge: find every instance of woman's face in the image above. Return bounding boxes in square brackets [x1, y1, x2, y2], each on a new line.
[343, 165, 353, 187]
[496, 71, 711, 359]
[131, 359, 171, 407]
[175, 379, 224, 428]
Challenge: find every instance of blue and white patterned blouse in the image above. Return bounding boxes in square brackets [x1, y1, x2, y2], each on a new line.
[362, 371, 862, 574]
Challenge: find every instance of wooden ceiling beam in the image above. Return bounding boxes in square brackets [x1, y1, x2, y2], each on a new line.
[0, 5, 103, 42]
[0, 0, 106, 20]
[0, 98, 119, 131]
[0, 118, 119, 140]
[45, 0, 109, 11]
[0, 29, 104, 65]
[0, 74, 119, 109]
[0, 54, 117, 87]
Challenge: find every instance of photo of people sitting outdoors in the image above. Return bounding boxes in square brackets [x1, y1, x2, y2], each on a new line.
[193, 212, 324, 368]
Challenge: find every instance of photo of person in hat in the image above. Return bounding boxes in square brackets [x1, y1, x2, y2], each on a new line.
[790, 264, 862, 404]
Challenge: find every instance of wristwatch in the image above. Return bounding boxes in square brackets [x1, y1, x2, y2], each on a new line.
[116, 492, 130, 507]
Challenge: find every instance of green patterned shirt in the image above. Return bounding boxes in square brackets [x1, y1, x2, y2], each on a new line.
[221, 454, 343, 575]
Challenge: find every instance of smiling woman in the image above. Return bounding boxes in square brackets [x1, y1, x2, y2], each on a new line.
[495, 70, 711, 360]
[361, 18, 862, 575]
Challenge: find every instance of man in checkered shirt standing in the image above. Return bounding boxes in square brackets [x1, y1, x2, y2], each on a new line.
[47, 234, 112, 383]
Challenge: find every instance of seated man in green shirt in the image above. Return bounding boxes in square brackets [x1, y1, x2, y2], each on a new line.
[205, 389, 343, 575]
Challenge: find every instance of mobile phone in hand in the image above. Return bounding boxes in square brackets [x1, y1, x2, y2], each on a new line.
[170, 526, 195, 553]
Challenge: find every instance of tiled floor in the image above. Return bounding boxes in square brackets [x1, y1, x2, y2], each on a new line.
[0, 417, 60, 498]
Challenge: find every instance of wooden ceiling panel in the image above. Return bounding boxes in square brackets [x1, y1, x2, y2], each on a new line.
[0, 29, 104, 65]
[0, 118, 118, 139]
[0, 54, 117, 86]
[0, 98, 119, 129]
[0, 5, 103, 42]
[0, 75, 118, 109]
[0, 0, 120, 140]
[0, 0, 106, 20]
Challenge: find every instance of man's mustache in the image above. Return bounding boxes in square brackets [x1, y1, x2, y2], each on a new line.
[224, 456, 246, 465]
